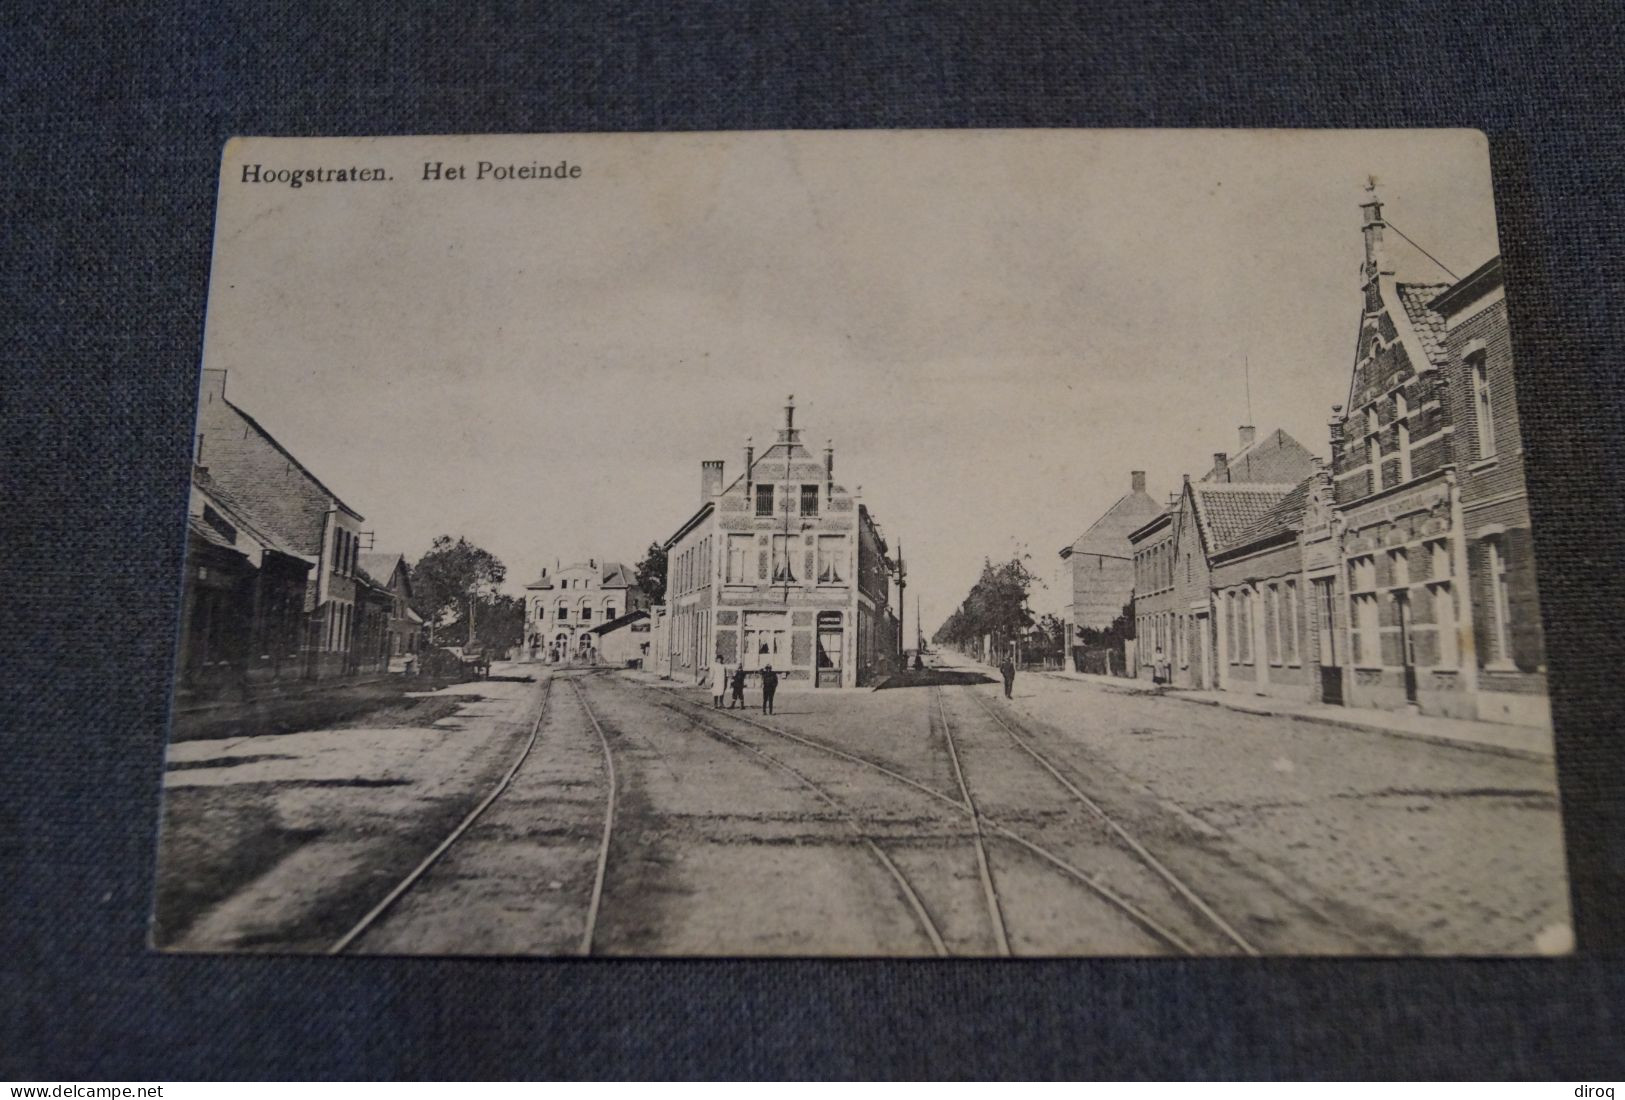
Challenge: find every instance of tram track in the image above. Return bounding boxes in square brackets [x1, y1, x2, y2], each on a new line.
[329, 672, 621, 956]
[645, 689, 949, 957]
[956, 685, 1261, 957]
[932, 685, 1011, 955]
[655, 684, 1204, 955]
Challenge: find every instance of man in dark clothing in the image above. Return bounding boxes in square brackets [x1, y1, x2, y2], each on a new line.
[999, 656, 1015, 699]
[760, 664, 779, 715]
[729, 666, 748, 709]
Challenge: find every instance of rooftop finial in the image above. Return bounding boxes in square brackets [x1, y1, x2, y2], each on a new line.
[785, 394, 796, 430]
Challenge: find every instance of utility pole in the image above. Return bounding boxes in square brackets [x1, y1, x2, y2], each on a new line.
[895, 542, 906, 661]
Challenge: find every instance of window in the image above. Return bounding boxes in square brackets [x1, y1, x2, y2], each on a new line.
[1239, 590, 1253, 665]
[817, 535, 846, 584]
[605, 606, 617, 622]
[1315, 577, 1337, 667]
[1487, 537, 1513, 665]
[1225, 591, 1237, 662]
[1471, 351, 1496, 458]
[725, 534, 751, 583]
[1395, 392, 1411, 482]
[1352, 594, 1381, 667]
[1349, 554, 1376, 594]
[1365, 406, 1382, 489]
[801, 484, 820, 515]
[1186, 552, 1192, 584]
[557, 604, 568, 620]
[755, 483, 774, 516]
[1283, 581, 1299, 665]
[1266, 584, 1281, 665]
[1430, 581, 1457, 668]
[742, 611, 789, 670]
[1429, 539, 1451, 582]
[771, 534, 797, 583]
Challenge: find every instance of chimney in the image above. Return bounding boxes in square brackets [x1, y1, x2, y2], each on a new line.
[701, 459, 725, 503]
[1360, 177, 1391, 286]
[1238, 425, 1256, 451]
[744, 436, 755, 498]
[1212, 452, 1229, 481]
[1130, 470, 1146, 494]
[201, 368, 227, 404]
[778, 394, 801, 444]
[825, 439, 835, 504]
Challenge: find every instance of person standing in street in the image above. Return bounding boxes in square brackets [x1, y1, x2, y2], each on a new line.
[760, 664, 779, 715]
[999, 655, 1015, 699]
[710, 653, 728, 708]
[729, 665, 748, 709]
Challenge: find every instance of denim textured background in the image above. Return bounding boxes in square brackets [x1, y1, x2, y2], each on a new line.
[3, 0, 1624, 1080]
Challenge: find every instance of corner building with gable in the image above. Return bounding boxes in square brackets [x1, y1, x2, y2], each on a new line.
[661, 398, 900, 689]
[1322, 186, 1521, 720]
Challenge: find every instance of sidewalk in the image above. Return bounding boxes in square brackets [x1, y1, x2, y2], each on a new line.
[1033, 667, 1553, 761]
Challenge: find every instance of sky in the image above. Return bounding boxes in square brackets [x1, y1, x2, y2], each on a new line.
[202, 130, 1500, 632]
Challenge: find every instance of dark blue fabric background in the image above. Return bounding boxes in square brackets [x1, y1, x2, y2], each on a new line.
[4, 0, 1623, 1080]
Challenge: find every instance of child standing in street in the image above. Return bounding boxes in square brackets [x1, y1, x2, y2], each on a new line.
[730, 666, 748, 709]
[760, 664, 779, 715]
[710, 653, 728, 708]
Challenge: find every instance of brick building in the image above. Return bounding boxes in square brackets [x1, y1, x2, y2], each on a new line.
[1128, 426, 1317, 685]
[358, 551, 423, 670]
[1325, 186, 1472, 717]
[1128, 502, 1177, 681]
[1431, 256, 1549, 726]
[195, 369, 367, 680]
[178, 467, 314, 695]
[522, 559, 647, 663]
[660, 398, 899, 689]
[1059, 470, 1160, 653]
[1207, 472, 1320, 700]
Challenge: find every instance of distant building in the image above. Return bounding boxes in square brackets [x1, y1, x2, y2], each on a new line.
[590, 609, 653, 668]
[358, 552, 423, 670]
[660, 397, 899, 689]
[1431, 256, 1549, 726]
[178, 467, 314, 694]
[1207, 471, 1322, 700]
[1059, 470, 1160, 652]
[522, 560, 648, 663]
[194, 369, 367, 680]
[1128, 427, 1318, 686]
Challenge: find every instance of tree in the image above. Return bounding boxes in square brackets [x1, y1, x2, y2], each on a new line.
[634, 542, 668, 604]
[435, 592, 525, 651]
[410, 536, 507, 644]
[930, 554, 1039, 659]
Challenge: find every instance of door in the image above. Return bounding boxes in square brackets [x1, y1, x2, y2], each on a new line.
[1396, 592, 1418, 703]
[1314, 578, 1343, 705]
[1192, 613, 1210, 688]
[816, 611, 844, 688]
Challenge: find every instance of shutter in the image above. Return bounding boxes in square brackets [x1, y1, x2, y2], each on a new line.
[1506, 527, 1545, 672]
[1466, 538, 1491, 667]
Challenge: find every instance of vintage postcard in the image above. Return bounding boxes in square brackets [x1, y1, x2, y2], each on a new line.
[154, 130, 1571, 956]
